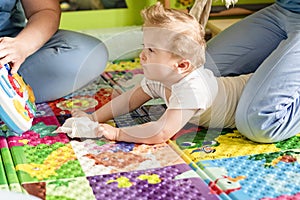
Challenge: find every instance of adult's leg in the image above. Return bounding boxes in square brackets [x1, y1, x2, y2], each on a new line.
[205, 4, 286, 76]
[235, 8, 300, 142]
[18, 30, 108, 103]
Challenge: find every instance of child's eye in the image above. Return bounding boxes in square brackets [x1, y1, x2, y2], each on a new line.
[141, 44, 154, 53]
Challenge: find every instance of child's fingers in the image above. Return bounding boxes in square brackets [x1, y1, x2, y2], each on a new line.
[97, 125, 108, 138]
[98, 124, 117, 141]
[99, 126, 108, 136]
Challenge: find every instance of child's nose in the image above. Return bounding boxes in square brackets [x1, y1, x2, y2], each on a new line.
[139, 51, 146, 64]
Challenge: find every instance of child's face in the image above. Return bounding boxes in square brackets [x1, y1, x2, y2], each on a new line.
[139, 46, 182, 83]
[140, 27, 184, 84]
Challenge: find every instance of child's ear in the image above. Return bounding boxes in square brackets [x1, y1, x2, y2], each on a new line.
[176, 59, 193, 73]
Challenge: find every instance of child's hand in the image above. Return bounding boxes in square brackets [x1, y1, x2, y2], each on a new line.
[98, 123, 119, 141]
[71, 109, 94, 121]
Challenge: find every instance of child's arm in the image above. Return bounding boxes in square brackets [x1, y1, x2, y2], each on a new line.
[99, 108, 197, 144]
[71, 85, 152, 122]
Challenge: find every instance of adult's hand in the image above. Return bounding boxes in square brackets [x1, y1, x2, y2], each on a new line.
[2, 0, 61, 73]
[0, 37, 28, 74]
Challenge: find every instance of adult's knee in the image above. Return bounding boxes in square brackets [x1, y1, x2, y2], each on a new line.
[77, 40, 108, 77]
[235, 106, 298, 143]
[235, 106, 284, 143]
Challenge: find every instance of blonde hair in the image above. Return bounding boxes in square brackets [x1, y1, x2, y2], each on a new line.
[141, 2, 206, 67]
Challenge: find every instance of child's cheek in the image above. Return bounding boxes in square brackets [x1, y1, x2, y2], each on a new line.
[142, 63, 175, 81]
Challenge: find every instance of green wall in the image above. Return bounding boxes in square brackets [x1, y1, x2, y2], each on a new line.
[60, 0, 157, 30]
[60, 0, 275, 30]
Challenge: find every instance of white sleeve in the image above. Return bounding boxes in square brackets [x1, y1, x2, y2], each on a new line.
[169, 68, 218, 110]
[140, 78, 164, 99]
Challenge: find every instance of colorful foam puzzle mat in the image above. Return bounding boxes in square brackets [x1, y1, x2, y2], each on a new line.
[0, 58, 300, 200]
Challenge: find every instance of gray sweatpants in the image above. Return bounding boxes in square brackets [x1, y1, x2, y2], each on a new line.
[19, 30, 108, 103]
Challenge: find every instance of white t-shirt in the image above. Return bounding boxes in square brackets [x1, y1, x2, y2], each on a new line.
[141, 67, 251, 128]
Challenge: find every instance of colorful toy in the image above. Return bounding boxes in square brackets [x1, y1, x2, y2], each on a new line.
[0, 63, 36, 134]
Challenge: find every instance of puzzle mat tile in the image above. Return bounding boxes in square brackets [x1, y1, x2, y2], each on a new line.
[21, 177, 96, 200]
[47, 76, 115, 116]
[11, 142, 83, 183]
[102, 68, 144, 92]
[102, 59, 142, 94]
[198, 150, 300, 200]
[105, 58, 142, 72]
[0, 137, 12, 191]
[102, 65, 164, 106]
[6, 118, 75, 183]
[169, 124, 300, 162]
[7, 115, 69, 147]
[0, 136, 23, 193]
[4, 117, 89, 182]
[87, 163, 220, 200]
[0, 151, 9, 191]
[70, 139, 185, 177]
[113, 104, 166, 127]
